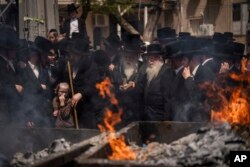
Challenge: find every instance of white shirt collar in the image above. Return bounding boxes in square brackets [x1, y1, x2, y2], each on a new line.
[175, 65, 184, 74]
[202, 58, 213, 66]
[0, 54, 15, 72]
[28, 61, 36, 69]
[0, 54, 9, 62]
[192, 64, 200, 76]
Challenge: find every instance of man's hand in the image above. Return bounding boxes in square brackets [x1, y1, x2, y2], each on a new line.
[182, 66, 192, 79]
[71, 93, 83, 107]
[53, 110, 59, 117]
[219, 62, 230, 74]
[109, 64, 115, 71]
[41, 84, 47, 90]
[120, 81, 135, 91]
[15, 84, 23, 93]
[26, 121, 35, 128]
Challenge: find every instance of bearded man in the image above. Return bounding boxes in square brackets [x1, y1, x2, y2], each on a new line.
[137, 43, 172, 121]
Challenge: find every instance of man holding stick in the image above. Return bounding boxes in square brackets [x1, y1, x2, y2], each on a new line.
[63, 38, 101, 129]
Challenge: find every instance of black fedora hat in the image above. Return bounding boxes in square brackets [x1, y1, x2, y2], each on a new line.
[157, 27, 177, 44]
[224, 32, 235, 42]
[146, 43, 164, 56]
[165, 40, 184, 58]
[34, 36, 54, 54]
[69, 38, 90, 55]
[67, 3, 79, 13]
[0, 25, 20, 50]
[103, 34, 121, 50]
[123, 34, 142, 53]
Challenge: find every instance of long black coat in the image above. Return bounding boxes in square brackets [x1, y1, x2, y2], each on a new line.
[62, 18, 87, 39]
[0, 56, 22, 125]
[177, 65, 215, 122]
[138, 64, 173, 121]
[63, 55, 102, 129]
[20, 64, 52, 126]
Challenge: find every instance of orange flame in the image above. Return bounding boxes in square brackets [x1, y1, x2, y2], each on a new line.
[203, 58, 250, 124]
[96, 77, 136, 160]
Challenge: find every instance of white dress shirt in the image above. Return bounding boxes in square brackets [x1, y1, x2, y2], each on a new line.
[28, 61, 39, 78]
[70, 18, 79, 38]
[192, 64, 200, 77]
[202, 58, 213, 66]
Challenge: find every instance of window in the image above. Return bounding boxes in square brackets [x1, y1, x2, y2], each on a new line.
[233, 3, 241, 21]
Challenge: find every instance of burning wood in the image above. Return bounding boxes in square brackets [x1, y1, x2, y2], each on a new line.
[96, 77, 136, 160]
[11, 138, 71, 167]
[129, 124, 250, 167]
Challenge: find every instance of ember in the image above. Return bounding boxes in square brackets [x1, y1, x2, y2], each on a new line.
[96, 77, 136, 160]
[130, 124, 250, 167]
[11, 138, 71, 166]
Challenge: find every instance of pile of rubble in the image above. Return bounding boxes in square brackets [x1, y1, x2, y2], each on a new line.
[131, 124, 250, 167]
[11, 138, 71, 167]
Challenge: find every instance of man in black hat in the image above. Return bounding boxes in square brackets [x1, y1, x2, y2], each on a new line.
[19, 43, 52, 127]
[0, 25, 23, 126]
[63, 38, 101, 129]
[62, 3, 87, 39]
[137, 43, 172, 121]
[111, 34, 142, 126]
[96, 34, 122, 82]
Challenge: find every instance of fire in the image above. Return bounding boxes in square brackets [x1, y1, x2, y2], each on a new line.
[96, 77, 136, 160]
[203, 58, 250, 124]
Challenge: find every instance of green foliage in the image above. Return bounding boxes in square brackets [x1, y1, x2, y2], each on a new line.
[79, 0, 135, 15]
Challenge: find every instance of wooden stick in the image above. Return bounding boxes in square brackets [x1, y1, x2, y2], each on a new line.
[67, 61, 79, 129]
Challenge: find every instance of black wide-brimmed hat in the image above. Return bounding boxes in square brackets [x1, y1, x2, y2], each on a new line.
[157, 27, 177, 44]
[182, 37, 206, 57]
[28, 42, 42, 54]
[146, 43, 164, 56]
[231, 42, 245, 59]
[103, 34, 121, 50]
[67, 3, 79, 13]
[165, 40, 184, 58]
[178, 32, 191, 40]
[212, 32, 227, 43]
[0, 25, 20, 50]
[69, 38, 90, 56]
[123, 34, 142, 53]
[212, 43, 235, 60]
[224, 32, 235, 42]
[34, 36, 54, 54]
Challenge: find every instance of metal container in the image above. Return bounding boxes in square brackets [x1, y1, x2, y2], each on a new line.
[74, 121, 207, 167]
[0, 127, 100, 167]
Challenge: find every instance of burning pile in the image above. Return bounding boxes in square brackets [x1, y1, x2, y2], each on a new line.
[96, 77, 136, 160]
[131, 124, 250, 167]
[201, 58, 250, 124]
[11, 138, 71, 166]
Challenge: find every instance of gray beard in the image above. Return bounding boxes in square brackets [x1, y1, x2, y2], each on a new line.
[123, 61, 137, 80]
[146, 61, 164, 83]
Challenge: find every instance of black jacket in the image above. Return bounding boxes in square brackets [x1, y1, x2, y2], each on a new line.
[63, 56, 102, 129]
[20, 63, 52, 126]
[0, 56, 22, 125]
[138, 64, 173, 121]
